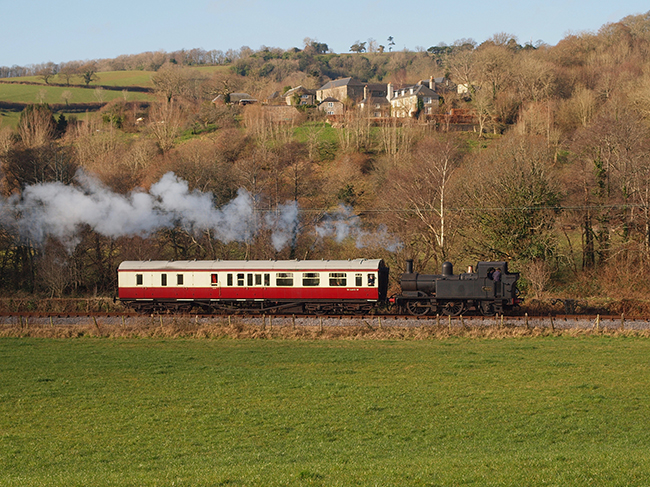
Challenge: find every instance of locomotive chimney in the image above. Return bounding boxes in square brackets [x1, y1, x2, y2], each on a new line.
[405, 259, 414, 274]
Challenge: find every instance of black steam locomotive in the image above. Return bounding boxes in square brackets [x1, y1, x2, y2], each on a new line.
[393, 260, 521, 316]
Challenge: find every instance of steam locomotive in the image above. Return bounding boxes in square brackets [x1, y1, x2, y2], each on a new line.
[117, 259, 520, 316]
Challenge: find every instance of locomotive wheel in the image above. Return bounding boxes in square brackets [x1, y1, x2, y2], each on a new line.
[441, 301, 464, 316]
[406, 300, 431, 316]
[480, 301, 496, 316]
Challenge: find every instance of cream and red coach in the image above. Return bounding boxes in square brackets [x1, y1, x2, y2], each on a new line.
[118, 259, 389, 314]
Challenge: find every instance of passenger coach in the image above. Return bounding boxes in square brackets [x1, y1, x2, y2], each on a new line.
[118, 259, 390, 314]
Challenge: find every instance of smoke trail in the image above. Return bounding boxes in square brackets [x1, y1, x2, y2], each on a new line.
[1, 171, 402, 253]
[315, 204, 403, 252]
[2, 171, 294, 250]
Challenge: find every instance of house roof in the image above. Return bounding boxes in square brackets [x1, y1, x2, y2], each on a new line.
[391, 84, 439, 100]
[361, 95, 390, 105]
[319, 97, 342, 104]
[284, 85, 316, 97]
[212, 92, 257, 103]
[318, 77, 364, 90]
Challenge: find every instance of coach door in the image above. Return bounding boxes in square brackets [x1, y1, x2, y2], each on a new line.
[210, 272, 221, 299]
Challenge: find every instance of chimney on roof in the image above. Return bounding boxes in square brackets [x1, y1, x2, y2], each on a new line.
[364, 85, 369, 101]
[430, 76, 434, 90]
[387, 82, 393, 101]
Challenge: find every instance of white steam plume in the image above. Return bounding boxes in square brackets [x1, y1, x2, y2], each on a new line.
[315, 204, 403, 252]
[2, 171, 296, 250]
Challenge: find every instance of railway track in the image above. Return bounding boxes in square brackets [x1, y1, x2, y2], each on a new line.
[1, 311, 648, 328]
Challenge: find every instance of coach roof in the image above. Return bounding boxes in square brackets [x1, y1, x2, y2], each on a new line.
[118, 259, 385, 272]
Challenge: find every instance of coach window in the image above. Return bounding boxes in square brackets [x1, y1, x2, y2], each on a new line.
[211, 274, 218, 286]
[255, 274, 262, 286]
[276, 272, 294, 286]
[136, 274, 143, 286]
[177, 274, 184, 286]
[329, 272, 347, 286]
[227, 273, 233, 286]
[264, 273, 270, 286]
[161, 274, 167, 287]
[368, 273, 376, 286]
[302, 272, 320, 286]
[247, 273, 253, 286]
[355, 273, 363, 286]
[237, 273, 245, 286]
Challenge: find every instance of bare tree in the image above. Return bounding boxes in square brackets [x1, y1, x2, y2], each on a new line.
[17, 104, 55, 148]
[387, 136, 462, 262]
[146, 100, 184, 152]
[60, 90, 73, 106]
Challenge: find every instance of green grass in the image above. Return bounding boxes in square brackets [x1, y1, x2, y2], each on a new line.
[0, 82, 154, 105]
[0, 70, 156, 88]
[1, 337, 650, 486]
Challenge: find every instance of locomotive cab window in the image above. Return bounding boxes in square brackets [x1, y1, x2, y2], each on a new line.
[302, 272, 320, 286]
[211, 274, 218, 286]
[276, 272, 294, 286]
[161, 274, 167, 287]
[177, 274, 184, 286]
[136, 274, 143, 286]
[368, 273, 376, 286]
[329, 273, 347, 286]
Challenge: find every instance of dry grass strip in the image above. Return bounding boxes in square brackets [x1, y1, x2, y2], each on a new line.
[2, 318, 650, 340]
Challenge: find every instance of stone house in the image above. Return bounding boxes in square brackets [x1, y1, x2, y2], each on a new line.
[318, 97, 345, 116]
[283, 86, 317, 106]
[316, 77, 366, 103]
[359, 85, 391, 118]
[387, 81, 440, 118]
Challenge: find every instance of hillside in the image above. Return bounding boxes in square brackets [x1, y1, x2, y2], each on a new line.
[1, 13, 650, 302]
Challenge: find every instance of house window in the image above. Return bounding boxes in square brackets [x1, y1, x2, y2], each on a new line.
[136, 274, 143, 286]
[329, 273, 347, 286]
[302, 272, 320, 286]
[423, 97, 431, 104]
[328, 102, 333, 108]
[276, 273, 294, 286]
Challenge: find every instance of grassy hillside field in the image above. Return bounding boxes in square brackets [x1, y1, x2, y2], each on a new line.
[1, 336, 650, 486]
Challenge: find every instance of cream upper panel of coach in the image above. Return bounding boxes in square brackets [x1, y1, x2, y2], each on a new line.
[119, 260, 382, 288]
[118, 259, 383, 272]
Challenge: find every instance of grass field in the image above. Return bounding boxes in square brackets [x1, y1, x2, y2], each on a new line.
[1, 336, 649, 486]
[0, 82, 154, 105]
[0, 71, 156, 88]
